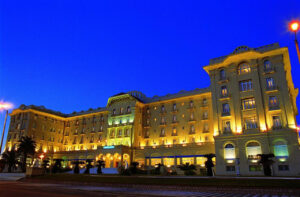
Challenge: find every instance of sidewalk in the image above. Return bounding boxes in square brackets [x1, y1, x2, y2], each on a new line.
[0, 173, 26, 181]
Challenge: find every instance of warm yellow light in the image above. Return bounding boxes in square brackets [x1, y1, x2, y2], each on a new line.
[236, 127, 242, 134]
[39, 154, 45, 160]
[43, 149, 47, 153]
[290, 21, 300, 32]
[0, 101, 13, 111]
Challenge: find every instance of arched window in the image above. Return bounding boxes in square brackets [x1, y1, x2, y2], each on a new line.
[238, 63, 251, 74]
[220, 69, 226, 80]
[246, 141, 261, 159]
[264, 60, 272, 71]
[224, 144, 235, 159]
[274, 141, 289, 157]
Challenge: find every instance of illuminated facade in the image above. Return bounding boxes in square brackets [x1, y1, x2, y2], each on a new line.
[5, 43, 300, 175]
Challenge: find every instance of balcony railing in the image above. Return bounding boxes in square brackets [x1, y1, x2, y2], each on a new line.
[269, 105, 280, 111]
[221, 112, 230, 116]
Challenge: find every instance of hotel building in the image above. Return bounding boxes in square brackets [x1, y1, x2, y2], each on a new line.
[5, 43, 300, 176]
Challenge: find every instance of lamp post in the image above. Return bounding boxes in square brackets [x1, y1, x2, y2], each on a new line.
[0, 102, 13, 154]
[289, 21, 300, 63]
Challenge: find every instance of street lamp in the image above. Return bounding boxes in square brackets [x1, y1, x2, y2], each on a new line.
[0, 101, 13, 154]
[289, 21, 300, 63]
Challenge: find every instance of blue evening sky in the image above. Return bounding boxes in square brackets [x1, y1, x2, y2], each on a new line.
[0, 0, 300, 151]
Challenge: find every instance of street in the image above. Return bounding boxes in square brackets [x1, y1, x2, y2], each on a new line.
[0, 180, 299, 197]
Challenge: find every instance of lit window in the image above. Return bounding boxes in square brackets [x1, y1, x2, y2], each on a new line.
[220, 69, 226, 80]
[222, 103, 230, 114]
[203, 123, 209, 132]
[266, 78, 275, 90]
[224, 144, 235, 159]
[273, 116, 281, 128]
[172, 127, 177, 136]
[221, 86, 228, 97]
[127, 106, 131, 113]
[246, 142, 261, 159]
[244, 117, 257, 129]
[242, 98, 256, 110]
[269, 96, 279, 108]
[120, 108, 124, 114]
[202, 98, 207, 105]
[274, 141, 288, 157]
[161, 128, 165, 136]
[264, 60, 272, 71]
[112, 109, 116, 115]
[161, 116, 166, 124]
[239, 80, 253, 91]
[223, 120, 231, 133]
[190, 125, 195, 134]
[238, 63, 251, 74]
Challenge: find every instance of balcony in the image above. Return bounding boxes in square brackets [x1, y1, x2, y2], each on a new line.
[189, 131, 196, 135]
[144, 135, 150, 138]
[171, 132, 178, 136]
[160, 122, 167, 126]
[269, 105, 280, 111]
[218, 77, 229, 84]
[202, 116, 208, 120]
[221, 112, 230, 117]
[264, 67, 276, 74]
[160, 134, 166, 137]
[266, 85, 278, 92]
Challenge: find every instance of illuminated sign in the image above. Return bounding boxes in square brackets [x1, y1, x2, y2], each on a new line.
[103, 146, 115, 149]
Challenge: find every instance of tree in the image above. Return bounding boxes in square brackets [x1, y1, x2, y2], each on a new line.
[204, 153, 216, 176]
[84, 159, 93, 174]
[178, 163, 196, 175]
[96, 160, 105, 174]
[72, 160, 84, 174]
[258, 154, 275, 176]
[18, 136, 36, 172]
[129, 161, 139, 174]
[1, 150, 19, 173]
[52, 159, 63, 173]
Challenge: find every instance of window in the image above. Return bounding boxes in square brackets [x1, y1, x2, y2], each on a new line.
[269, 96, 279, 109]
[160, 128, 165, 136]
[242, 98, 256, 110]
[222, 103, 230, 115]
[246, 142, 261, 159]
[264, 60, 272, 72]
[202, 98, 207, 105]
[118, 129, 122, 137]
[266, 77, 275, 90]
[189, 100, 194, 108]
[112, 109, 116, 115]
[173, 103, 177, 111]
[226, 166, 236, 172]
[249, 165, 262, 172]
[146, 119, 150, 125]
[161, 105, 165, 112]
[110, 130, 115, 137]
[221, 86, 228, 97]
[239, 80, 253, 91]
[146, 108, 150, 114]
[223, 120, 231, 133]
[125, 129, 130, 136]
[274, 141, 288, 157]
[145, 129, 150, 138]
[244, 117, 257, 129]
[127, 106, 131, 113]
[220, 69, 226, 80]
[161, 116, 166, 124]
[203, 111, 208, 119]
[172, 127, 177, 136]
[120, 107, 124, 114]
[203, 123, 209, 132]
[273, 116, 281, 129]
[224, 144, 235, 159]
[278, 165, 289, 171]
[172, 115, 177, 123]
[190, 113, 194, 121]
[238, 63, 251, 74]
[190, 125, 195, 134]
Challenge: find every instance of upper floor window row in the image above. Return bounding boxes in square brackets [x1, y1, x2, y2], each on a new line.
[112, 106, 131, 115]
[240, 80, 253, 92]
[264, 60, 274, 72]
